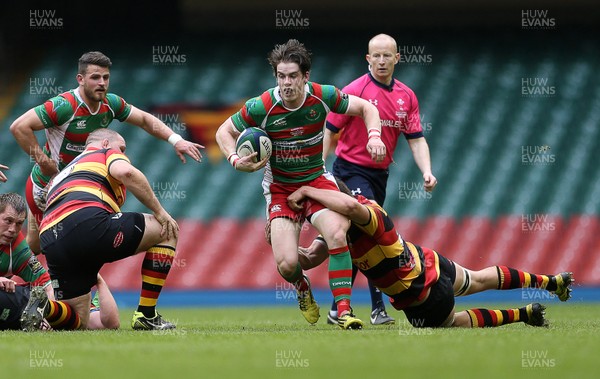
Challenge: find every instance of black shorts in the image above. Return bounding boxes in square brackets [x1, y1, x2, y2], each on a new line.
[403, 254, 457, 328]
[332, 157, 389, 205]
[0, 286, 30, 330]
[41, 207, 145, 300]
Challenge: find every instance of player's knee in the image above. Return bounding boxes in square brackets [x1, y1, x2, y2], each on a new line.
[276, 260, 297, 278]
[325, 227, 348, 248]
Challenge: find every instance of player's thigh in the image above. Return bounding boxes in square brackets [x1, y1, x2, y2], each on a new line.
[270, 217, 301, 266]
[135, 213, 174, 252]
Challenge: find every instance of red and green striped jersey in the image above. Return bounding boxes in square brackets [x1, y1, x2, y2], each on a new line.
[348, 196, 440, 309]
[32, 88, 131, 187]
[0, 231, 51, 287]
[231, 82, 350, 184]
[40, 147, 129, 235]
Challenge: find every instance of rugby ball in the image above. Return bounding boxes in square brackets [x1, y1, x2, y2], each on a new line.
[236, 127, 272, 162]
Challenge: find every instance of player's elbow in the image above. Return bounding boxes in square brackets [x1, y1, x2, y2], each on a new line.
[343, 199, 363, 219]
[9, 119, 24, 137]
[102, 316, 121, 330]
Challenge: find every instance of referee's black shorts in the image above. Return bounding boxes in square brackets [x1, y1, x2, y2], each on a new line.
[332, 157, 389, 205]
[41, 207, 145, 300]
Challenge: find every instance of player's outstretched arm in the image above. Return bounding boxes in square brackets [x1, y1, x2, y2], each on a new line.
[9, 109, 58, 177]
[126, 106, 203, 164]
[108, 159, 178, 240]
[287, 186, 370, 224]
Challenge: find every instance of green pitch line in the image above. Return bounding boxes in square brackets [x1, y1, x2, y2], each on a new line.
[1, 304, 598, 379]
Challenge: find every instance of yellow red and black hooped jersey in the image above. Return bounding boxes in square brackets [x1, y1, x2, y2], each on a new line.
[40, 147, 129, 234]
[348, 195, 441, 309]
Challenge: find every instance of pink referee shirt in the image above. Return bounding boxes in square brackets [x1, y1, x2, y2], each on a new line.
[327, 73, 423, 169]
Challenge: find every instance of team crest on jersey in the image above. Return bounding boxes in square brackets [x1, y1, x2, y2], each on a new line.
[305, 109, 320, 121]
[340, 91, 349, 100]
[100, 114, 110, 127]
[397, 98, 405, 106]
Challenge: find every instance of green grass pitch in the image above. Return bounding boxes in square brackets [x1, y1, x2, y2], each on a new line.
[1, 303, 598, 379]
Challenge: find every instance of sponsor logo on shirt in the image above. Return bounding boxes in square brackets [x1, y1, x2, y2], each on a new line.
[28, 255, 45, 276]
[290, 127, 303, 136]
[273, 118, 287, 127]
[76, 120, 87, 129]
[113, 231, 124, 248]
[270, 204, 282, 213]
[65, 143, 85, 153]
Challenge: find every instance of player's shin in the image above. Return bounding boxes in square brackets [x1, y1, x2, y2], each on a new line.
[328, 246, 352, 316]
[138, 245, 175, 318]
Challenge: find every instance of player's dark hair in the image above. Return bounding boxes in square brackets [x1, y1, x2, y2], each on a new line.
[334, 177, 353, 197]
[268, 39, 312, 75]
[78, 51, 112, 75]
[0, 193, 27, 215]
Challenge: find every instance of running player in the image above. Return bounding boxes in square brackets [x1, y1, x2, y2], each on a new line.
[24, 129, 179, 331]
[287, 183, 573, 328]
[9, 51, 203, 256]
[323, 34, 437, 325]
[216, 39, 386, 329]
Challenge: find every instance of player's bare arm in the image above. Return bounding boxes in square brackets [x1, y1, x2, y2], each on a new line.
[322, 128, 338, 165]
[407, 137, 437, 192]
[125, 106, 203, 164]
[215, 117, 268, 172]
[108, 159, 179, 240]
[344, 95, 386, 162]
[9, 109, 58, 177]
[287, 186, 371, 225]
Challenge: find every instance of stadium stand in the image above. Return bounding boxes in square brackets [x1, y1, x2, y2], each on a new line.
[1, 30, 599, 291]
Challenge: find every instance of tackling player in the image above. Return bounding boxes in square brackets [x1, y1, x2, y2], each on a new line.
[287, 182, 573, 328]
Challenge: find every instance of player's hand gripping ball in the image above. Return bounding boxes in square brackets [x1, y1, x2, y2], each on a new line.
[236, 127, 272, 162]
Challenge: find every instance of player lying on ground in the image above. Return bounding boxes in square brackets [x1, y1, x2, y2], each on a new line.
[0, 192, 81, 330]
[0, 273, 119, 331]
[286, 182, 573, 327]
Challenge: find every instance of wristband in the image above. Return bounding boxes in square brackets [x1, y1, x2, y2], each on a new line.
[227, 152, 240, 168]
[168, 133, 183, 146]
[368, 128, 381, 137]
[368, 128, 381, 140]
